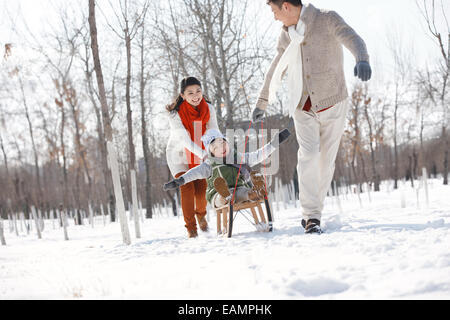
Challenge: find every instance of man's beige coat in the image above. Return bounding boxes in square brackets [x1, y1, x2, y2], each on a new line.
[257, 3, 370, 113]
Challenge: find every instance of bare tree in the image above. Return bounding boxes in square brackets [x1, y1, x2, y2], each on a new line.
[137, 20, 154, 219]
[104, 0, 150, 235]
[153, 0, 269, 129]
[77, 22, 116, 220]
[17, 74, 44, 207]
[416, 0, 450, 185]
[387, 29, 415, 189]
[89, 0, 131, 244]
[40, 20, 79, 218]
[361, 85, 383, 191]
[0, 128, 13, 217]
[348, 85, 367, 192]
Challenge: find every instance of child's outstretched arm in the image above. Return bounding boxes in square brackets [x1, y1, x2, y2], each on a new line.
[163, 161, 212, 191]
[241, 128, 291, 167]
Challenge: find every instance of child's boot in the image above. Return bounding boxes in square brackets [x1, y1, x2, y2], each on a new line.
[250, 172, 266, 198]
[248, 190, 263, 201]
[213, 177, 231, 199]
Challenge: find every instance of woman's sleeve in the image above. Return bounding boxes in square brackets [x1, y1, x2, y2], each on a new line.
[169, 113, 207, 159]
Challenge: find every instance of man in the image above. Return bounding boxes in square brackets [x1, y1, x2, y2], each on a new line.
[252, 0, 371, 234]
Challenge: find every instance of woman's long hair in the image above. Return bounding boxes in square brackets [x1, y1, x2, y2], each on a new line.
[166, 76, 210, 113]
[166, 95, 184, 113]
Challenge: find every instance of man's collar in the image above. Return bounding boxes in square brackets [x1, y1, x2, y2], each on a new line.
[296, 6, 306, 30]
[282, 3, 315, 32]
[300, 3, 315, 25]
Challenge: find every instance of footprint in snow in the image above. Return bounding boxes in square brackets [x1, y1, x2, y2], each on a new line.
[287, 277, 350, 297]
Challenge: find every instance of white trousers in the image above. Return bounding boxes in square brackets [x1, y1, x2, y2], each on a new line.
[293, 99, 349, 221]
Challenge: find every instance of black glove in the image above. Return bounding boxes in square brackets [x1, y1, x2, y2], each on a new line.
[271, 128, 291, 146]
[163, 177, 185, 191]
[278, 128, 291, 144]
[252, 107, 265, 123]
[354, 61, 372, 82]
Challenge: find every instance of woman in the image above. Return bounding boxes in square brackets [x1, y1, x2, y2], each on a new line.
[166, 77, 219, 238]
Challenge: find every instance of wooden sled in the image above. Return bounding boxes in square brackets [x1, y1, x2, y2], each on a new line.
[215, 197, 273, 238]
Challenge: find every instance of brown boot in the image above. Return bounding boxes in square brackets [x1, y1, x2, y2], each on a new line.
[304, 219, 322, 234]
[187, 229, 198, 238]
[197, 215, 209, 232]
[213, 177, 231, 199]
[250, 172, 266, 198]
[248, 190, 262, 202]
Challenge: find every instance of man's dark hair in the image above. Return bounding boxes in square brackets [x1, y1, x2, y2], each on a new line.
[267, 0, 303, 8]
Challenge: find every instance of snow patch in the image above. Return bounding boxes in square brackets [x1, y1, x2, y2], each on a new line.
[426, 219, 445, 228]
[287, 277, 350, 297]
[322, 215, 343, 231]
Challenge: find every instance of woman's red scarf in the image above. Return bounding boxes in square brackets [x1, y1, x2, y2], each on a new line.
[178, 98, 210, 169]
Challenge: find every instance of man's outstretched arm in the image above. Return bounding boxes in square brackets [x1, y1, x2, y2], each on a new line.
[253, 30, 290, 122]
[327, 10, 372, 81]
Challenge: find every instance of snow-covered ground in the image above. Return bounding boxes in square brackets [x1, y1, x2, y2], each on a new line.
[1, 179, 450, 300]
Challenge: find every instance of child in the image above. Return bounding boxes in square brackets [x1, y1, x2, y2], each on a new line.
[163, 128, 291, 209]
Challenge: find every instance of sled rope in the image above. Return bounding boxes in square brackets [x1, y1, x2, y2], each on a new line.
[261, 120, 269, 199]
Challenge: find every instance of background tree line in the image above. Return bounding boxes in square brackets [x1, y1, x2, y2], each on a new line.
[0, 0, 448, 222]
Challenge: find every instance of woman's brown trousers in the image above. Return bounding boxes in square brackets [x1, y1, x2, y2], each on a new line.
[175, 172, 207, 232]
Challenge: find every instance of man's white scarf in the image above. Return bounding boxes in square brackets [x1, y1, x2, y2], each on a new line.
[268, 20, 306, 117]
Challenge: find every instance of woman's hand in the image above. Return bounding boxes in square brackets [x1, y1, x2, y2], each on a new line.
[163, 177, 185, 191]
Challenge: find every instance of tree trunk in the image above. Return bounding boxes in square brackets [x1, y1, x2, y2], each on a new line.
[358, 151, 368, 192]
[107, 142, 131, 245]
[89, 0, 130, 244]
[19, 76, 43, 208]
[363, 100, 380, 192]
[0, 218, 6, 245]
[82, 46, 115, 222]
[68, 89, 93, 214]
[58, 97, 70, 214]
[124, 27, 140, 229]
[130, 170, 141, 238]
[88, 0, 113, 142]
[166, 168, 178, 216]
[139, 27, 153, 219]
[443, 132, 449, 185]
[408, 154, 414, 188]
[393, 99, 399, 189]
[0, 133, 13, 208]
